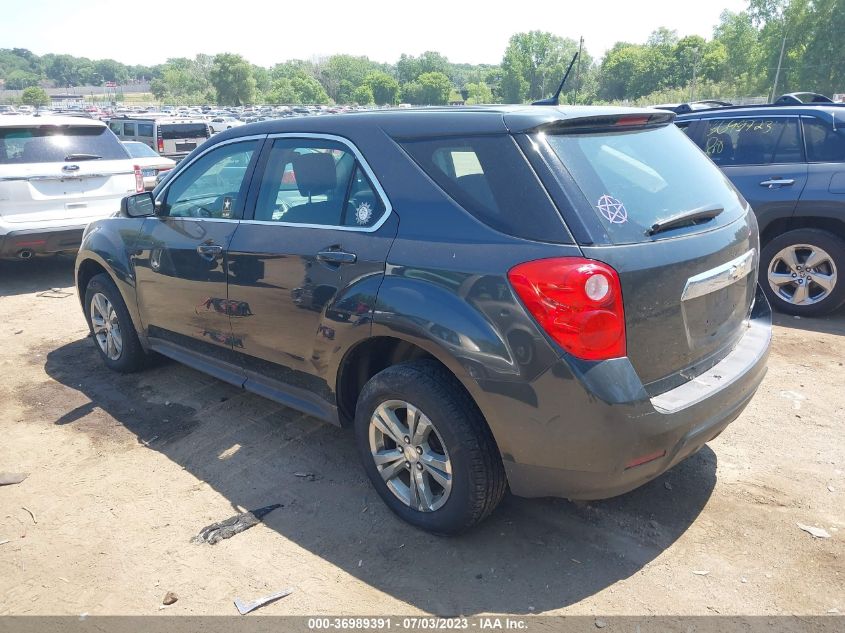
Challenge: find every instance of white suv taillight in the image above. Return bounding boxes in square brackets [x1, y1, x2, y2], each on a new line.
[133, 165, 144, 193]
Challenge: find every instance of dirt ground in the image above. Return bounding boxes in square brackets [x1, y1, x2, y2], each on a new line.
[0, 256, 842, 617]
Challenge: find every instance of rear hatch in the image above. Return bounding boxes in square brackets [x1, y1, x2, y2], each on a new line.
[533, 113, 758, 394]
[0, 122, 136, 225]
[158, 122, 210, 159]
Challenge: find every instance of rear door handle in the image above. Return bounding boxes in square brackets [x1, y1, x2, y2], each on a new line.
[760, 178, 795, 188]
[316, 250, 357, 265]
[196, 243, 223, 257]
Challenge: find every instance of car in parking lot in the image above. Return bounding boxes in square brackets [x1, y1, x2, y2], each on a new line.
[676, 93, 845, 315]
[209, 116, 244, 133]
[121, 141, 177, 190]
[109, 116, 211, 162]
[1, 115, 143, 260]
[75, 106, 771, 533]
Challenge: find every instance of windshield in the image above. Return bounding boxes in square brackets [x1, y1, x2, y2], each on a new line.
[160, 123, 208, 140]
[543, 124, 746, 243]
[123, 142, 160, 158]
[0, 125, 130, 164]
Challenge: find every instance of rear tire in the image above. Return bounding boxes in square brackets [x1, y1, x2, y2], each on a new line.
[761, 228, 845, 316]
[84, 273, 146, 373]
[354, 360, 506, 534]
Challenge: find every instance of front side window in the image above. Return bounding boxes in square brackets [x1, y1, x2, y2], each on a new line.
[698, 117, 803, 166]
[163, 140, 258, 219]
[108, 121, 123, 135]
[254, 139, 386, 228]
[803, 117, 845, 163]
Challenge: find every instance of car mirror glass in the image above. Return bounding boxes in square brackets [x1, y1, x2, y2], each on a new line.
[122, 192, 155, 217]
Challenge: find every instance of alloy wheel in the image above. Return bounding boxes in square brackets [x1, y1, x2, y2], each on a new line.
[767, 243, 838, 306]
[368, 399, 453, 512]
[90, 292, 123, 361]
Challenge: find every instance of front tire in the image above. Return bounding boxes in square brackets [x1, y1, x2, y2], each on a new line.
[84, 273, 146, 373]
[354, 360, 506, 534]
[761, 228, 845, 316]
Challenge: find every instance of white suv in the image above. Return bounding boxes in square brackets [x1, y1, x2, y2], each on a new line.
[0, 116, 142, 260]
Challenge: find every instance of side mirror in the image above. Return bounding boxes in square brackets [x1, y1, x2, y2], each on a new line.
[121, 192, 156, 218]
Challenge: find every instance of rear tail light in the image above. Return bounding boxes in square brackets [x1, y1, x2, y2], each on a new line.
[133, 164, 144, 193]
[157, 137, 164, 153]
[508, 257, 626, 361]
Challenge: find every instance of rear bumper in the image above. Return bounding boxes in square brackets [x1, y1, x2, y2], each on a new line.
[0, 225, 85, 258]
[497, 285, 772, 500]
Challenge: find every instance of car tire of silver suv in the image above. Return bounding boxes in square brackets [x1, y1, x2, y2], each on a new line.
[761, 228, 845, 317]
[354, 360, 507, 534]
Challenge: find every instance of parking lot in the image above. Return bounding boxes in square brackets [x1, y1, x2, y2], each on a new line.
[0, 256, 842, 616]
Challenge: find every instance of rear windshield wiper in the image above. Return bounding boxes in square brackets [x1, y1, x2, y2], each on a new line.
[646, 205, 724, 236]
[64, 153, 101, 161]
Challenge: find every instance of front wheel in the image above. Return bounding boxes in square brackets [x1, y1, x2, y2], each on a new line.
[84, 273, 146, 372]
[761, 228, 845, 316]
[354, 360, 506, 534]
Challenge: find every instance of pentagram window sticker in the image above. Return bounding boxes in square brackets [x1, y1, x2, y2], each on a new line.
[596, 194, 628, 224]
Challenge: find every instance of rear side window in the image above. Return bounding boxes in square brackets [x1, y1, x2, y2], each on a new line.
[544, 124, 746, 244]
[399, 135, 569, 243]
[803, 118, 845, 163]
[160, 124, 208, 140]
[138, 123, 154, 137]
[698, 117, 804, 165]
[0, 125, 129, 164]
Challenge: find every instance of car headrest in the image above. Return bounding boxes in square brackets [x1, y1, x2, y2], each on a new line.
[292, 152, 336, 197]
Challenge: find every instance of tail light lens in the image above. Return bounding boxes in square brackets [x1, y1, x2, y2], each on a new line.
[133, 164, 144, 193]
[508, 257, 626, 361]
[157, 137, 164, 153]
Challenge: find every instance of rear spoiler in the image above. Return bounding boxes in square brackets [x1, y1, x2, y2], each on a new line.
[530, 111, 676, 135]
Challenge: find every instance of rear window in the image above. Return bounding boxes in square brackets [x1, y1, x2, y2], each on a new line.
[0, 125, 129, 164]
[160, 123, 208, 140]
[543, 124, 746, 244]
[399, 135, 570, 243]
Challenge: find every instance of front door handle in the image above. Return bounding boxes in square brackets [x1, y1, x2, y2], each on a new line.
[316, 250, 357, 265]
[196, 243, 223, 257]
[760, 178, 795, 188]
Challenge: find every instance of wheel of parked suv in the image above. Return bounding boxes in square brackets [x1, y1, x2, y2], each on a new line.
[84, 273, 146, 373]
[354, 360, 506, 534]
[761, 228, 845, 317]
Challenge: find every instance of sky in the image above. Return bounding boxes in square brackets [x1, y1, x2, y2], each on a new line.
[3, 0, 749, 66]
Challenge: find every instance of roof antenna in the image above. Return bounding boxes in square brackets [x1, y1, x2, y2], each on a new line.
[533, 52, 579, 106]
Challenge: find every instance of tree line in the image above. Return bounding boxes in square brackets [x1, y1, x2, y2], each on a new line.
[2, 0, 842, 107]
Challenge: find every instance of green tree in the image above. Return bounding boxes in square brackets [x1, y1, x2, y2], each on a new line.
[499, 31, 584, 103]
[364, 71, 400, 105]
[21, 86, 48, 106]
[402, 71, 452, 105]
[352, 84, 374, 105]
[318, 55, 380, 102]
[396, 51, 451, 84]
[465, 81, 493, 104]
[209, 53, 256, 105]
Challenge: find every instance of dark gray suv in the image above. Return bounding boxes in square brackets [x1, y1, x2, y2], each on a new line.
[75, 106, 771, 533]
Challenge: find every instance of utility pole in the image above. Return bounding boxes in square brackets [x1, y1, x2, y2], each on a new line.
[573, 36, 584, 104]
[771, 25, 787, 101]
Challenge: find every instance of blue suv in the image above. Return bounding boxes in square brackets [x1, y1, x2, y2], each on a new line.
[675, 94, 845, 316]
